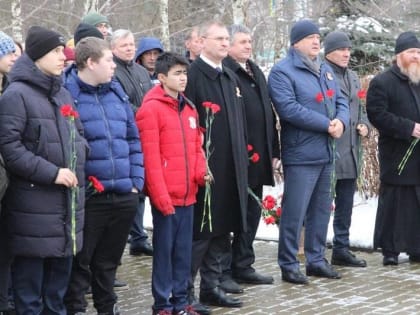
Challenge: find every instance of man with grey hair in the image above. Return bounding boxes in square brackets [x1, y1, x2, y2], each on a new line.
[220, 24, 279, 290]
[111, 29, 154, 258]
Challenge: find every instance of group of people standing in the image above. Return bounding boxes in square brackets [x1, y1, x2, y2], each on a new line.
[0, 11, 420, 315]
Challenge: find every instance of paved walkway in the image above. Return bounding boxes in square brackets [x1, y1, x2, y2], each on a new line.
[86, 240, 420, 315]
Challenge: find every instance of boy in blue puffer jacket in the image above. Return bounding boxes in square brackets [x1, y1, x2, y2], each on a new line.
[63, 37, 144, 315]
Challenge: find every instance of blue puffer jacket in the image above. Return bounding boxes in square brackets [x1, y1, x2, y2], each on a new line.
[65, 66, 144, 193]
[268, 48, 349, 165]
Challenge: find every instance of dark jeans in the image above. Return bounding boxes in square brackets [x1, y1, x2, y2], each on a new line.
[333, 179, 356, 252]
[151, 205, 193, 313]
[129, 194, 149, 249]
[221, 186, 262, 279]
[65, 193, 138, 314]
[12, 256, 72, 315]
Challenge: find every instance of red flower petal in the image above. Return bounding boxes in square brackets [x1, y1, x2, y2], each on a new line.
[247, 144, 253, 152]
[202, 101, 213, 108]
[250, 152, 260, 163]
[210, 103, 221, 114]
[357, 89, 367, 100]
[61, 104, 73, 117]
[315, 92, 324, 103]
[326, 89, 335, 99]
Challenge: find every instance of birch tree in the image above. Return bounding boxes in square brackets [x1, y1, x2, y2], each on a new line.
[11, 0, 23, 42]
[159, 0, 170, 50]
[232, 0, 246, 24]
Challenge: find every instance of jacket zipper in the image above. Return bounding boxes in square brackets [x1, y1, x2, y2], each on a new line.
[178, 107, 190, 205]
[96, 93, 116, 190]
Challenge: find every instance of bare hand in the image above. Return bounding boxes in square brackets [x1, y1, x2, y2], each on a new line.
[55, 168, 78, 188]
[357, 124, 369, 137]
[328, 119, 344, 139]
[412, 122, 420, 138]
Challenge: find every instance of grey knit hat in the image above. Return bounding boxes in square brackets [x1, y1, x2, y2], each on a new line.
[324, 31, 352, 55]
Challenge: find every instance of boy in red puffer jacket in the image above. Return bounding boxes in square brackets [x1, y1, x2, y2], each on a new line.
[136, 52, 210, 315]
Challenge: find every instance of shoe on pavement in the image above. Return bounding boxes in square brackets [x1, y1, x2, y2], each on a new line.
[234, 271, 274, 284]
[331, 250, 367, 267]
[130, 242, 153, 256]
[281, 267, 308, 285]
[219, 278, 243, 294]
[383, 255, 398, 266]
[306, 259, 341, 279]
[199, 287, 242, 308]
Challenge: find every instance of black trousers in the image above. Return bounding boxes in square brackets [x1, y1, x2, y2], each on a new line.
[190, 234, 230, 291]
[65, 193, 137, 314]
[221, 186, 263, 279]
[0, 214, 12, 311]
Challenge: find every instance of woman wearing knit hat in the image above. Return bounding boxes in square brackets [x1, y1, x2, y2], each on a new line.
[0, 26, 86, 315]
[0, 30, 16, 315]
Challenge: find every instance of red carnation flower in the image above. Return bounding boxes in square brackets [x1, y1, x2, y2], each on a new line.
[276, 207, 282, 217]
[315, 92, 324, 103]
[210, 103, 221, 114]
[202, 101, 213, 108]
[88, 176, 104, 193]
[326, 89, 334, 99]
[357, 89, 367, 100]
[61, 104, 73, 117]
[264, 216, 275, 224]
[247, 144, 253, 152]
[262, 195, 276, 210]
[250, 152, 260, 163]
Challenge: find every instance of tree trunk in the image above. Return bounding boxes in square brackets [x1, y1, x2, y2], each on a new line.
[159, 0, 170, 50]
[11, 0, 23, 42]
[232, 0, 245, 24]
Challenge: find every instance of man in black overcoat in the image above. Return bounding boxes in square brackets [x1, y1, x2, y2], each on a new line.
[219, 24, 279, 290]
[367, 31, 420, 265]
[185, 21, 248, 311]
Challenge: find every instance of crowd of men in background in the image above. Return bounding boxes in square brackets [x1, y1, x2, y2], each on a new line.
[1, 9, 420, 315]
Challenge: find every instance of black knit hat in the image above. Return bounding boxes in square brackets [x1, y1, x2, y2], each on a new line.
[74, 23, 104, 45]
[395, 31, 420, 54]
[290, 20, 320, 45]
[25, 26, 66, 61]
[324, 31, 352, 55]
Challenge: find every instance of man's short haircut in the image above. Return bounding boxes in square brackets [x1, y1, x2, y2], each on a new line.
[110, 29, 133, 48]
[185, 26, 199, 41]
[227, 24, 251, 44]
[75, 37, 110, 70]
[198, 20, 226, 38]
[155, 52, 189, 76]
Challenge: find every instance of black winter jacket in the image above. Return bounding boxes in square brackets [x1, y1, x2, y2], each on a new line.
[0, 54, 87, 257]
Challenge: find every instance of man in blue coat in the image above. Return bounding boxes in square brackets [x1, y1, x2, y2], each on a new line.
[268, 20, 349, 285]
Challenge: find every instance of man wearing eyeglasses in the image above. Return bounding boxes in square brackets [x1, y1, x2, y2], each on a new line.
[185, 20, 248, 311]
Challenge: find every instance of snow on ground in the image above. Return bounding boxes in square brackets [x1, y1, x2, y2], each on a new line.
[144, 184, 377, 250]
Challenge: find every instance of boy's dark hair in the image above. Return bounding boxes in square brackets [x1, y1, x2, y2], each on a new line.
[75, 37, 109, 70]
[155, 52, 189, 76]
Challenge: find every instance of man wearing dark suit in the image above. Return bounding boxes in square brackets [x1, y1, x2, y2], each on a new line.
[185, 21, 248, 310]
[219, 24, 279, 291]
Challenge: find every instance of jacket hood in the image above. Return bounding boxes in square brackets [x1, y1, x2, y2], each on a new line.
[9, 53, 63, 97]
[143, 84, 194, 110]
[135, 37, 163, 62]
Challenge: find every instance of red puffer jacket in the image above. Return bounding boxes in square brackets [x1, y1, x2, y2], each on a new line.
[136, 85, 206, 215]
